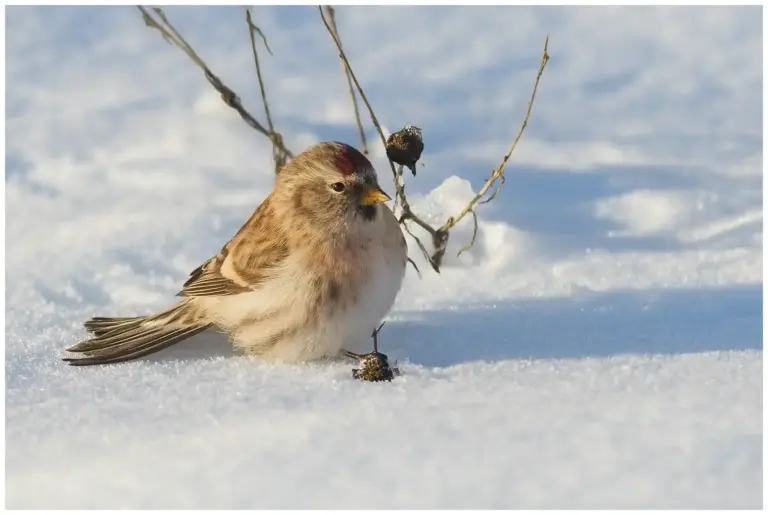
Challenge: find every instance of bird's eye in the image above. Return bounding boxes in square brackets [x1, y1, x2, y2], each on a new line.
[331, 182, 346, 193]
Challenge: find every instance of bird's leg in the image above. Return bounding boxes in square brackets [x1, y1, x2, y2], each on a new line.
[371, 321, 384, 353]
[341, 322, 386, 361]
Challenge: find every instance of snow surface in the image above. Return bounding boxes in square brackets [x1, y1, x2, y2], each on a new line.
[5, 5, 763, 509]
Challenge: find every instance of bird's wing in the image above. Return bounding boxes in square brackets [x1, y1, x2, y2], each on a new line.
[178, 196, 289, 298]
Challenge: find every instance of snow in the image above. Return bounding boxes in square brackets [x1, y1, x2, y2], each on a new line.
[5, 5, 763, 510]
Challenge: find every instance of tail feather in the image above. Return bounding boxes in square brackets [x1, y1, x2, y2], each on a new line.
[64, 303, 212, 366]
[64, 325, 210, 366]
[68, 324, 167, 354]
[83, 316, 144, 337]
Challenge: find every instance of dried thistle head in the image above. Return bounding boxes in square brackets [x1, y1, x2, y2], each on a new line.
[386, 125, 424, 176]
[352, 352, 400, 382]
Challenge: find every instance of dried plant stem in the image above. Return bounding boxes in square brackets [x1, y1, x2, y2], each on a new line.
[245, 8, 286, 174]
[138, 6, 293, 163]
[324, 6, 368, 155]
[439, 37, 550, 237]
[318, 6, 443, 271]
[139, 5, 549, 274]
[319, 7, 549, 267]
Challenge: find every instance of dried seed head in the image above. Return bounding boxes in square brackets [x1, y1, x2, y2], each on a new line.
[386, 125, 424, 176]
[352, 352, 400, 382]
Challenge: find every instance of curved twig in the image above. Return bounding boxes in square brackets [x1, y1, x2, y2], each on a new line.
[318, 6, 439, 270]
[245, 8, 286, 173]
[138, 6, 294, 163]
[437, 36, 550, 237]
[324, 6, 368, 155]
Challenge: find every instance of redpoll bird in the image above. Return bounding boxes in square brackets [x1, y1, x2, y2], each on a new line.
[64, 142, 408, 366]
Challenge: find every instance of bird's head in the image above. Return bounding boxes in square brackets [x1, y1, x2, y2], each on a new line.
[275, 141, 392, 232]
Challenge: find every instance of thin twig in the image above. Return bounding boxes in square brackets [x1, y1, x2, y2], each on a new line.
[324, 6, 368, 155]
[318, 7, 548, 272]
[246, 9, 276, 132]
[456, 209, 478, 257]
[406, 257, 422, 278]
[480, 174, 505, 205]
[245, 8, 286, 173]
[318, 6, 441, 270]
[142, 7, 205, 67]
[247, 15, 273, 56]
[138, 6, 294, 163]
[140, 5, 549, 274]
[437, 36, 550, 237]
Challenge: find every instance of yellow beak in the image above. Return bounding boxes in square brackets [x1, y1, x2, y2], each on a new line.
[360, 186, 392, 206]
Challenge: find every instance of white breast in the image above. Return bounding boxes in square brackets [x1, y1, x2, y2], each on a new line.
[203, 208, 407, 362]
[322, 235, 407, 356]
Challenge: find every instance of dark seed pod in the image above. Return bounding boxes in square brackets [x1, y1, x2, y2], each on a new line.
[386, 125, 424, 176]
[352, 352, 400, 382]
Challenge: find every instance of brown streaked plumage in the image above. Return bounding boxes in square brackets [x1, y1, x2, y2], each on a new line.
[64, 141, 407, 366]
